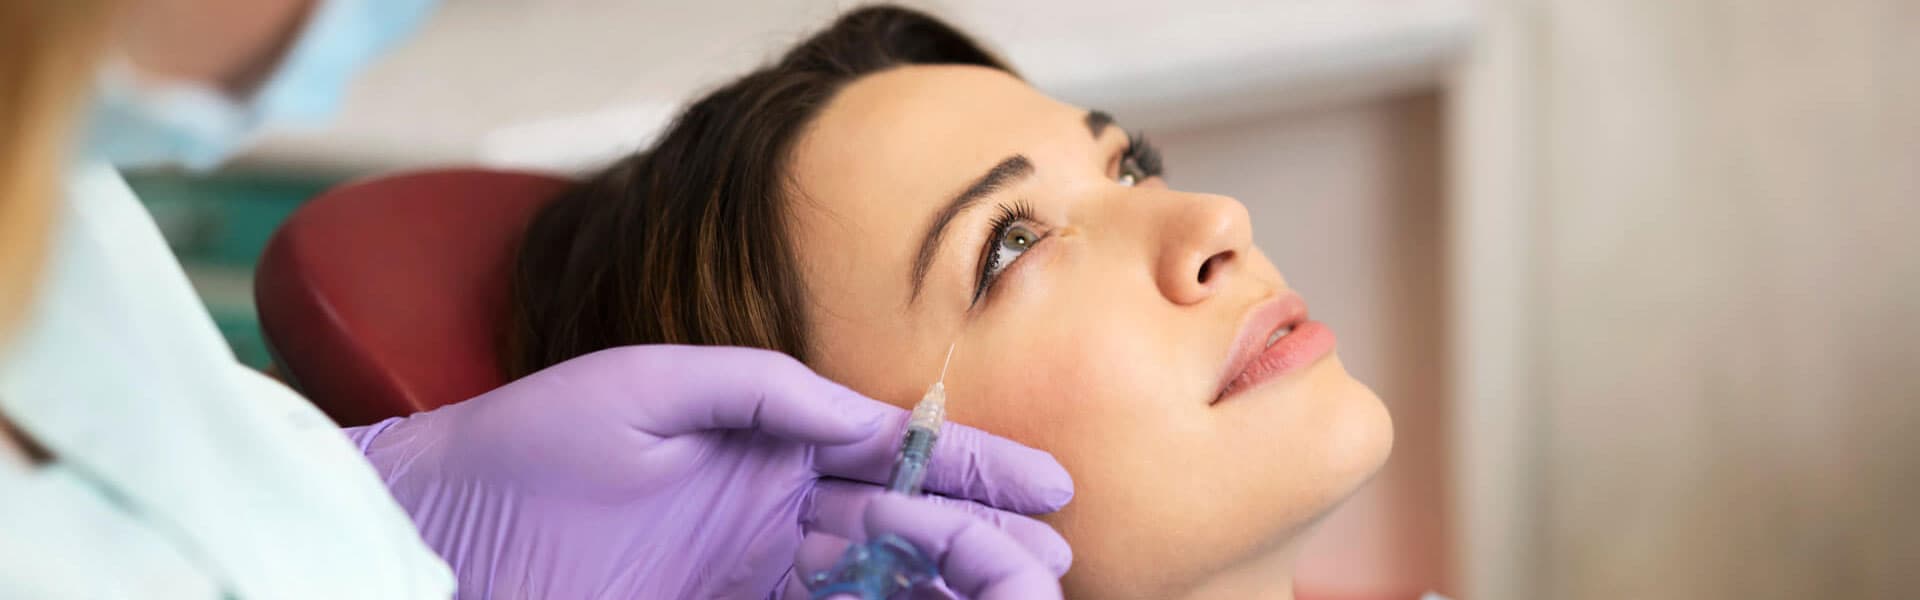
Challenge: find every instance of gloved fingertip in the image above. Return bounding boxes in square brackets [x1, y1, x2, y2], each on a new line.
[1031, 452, 1075, 511]
[1038, 532, 1074, 577]
[996, 510, 1072, 577]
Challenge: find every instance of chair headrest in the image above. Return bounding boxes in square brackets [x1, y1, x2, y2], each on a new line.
[255, 168, 569, 426]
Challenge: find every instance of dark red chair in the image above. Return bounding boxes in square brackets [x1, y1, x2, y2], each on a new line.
[254, 169, 568, 426]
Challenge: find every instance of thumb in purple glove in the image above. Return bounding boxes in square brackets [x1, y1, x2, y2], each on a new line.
[790, 494, 1068, 600]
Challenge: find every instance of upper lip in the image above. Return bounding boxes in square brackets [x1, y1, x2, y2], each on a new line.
[1214, 293, 1310, 402]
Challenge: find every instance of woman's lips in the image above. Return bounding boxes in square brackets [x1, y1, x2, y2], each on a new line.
[1214, 294, 1338, 404]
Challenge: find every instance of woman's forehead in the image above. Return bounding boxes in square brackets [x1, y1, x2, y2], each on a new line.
[784, 64, 1081, 325]
[789, 64, 1080, 213]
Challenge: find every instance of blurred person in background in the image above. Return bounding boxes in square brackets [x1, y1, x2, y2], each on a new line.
[0, 1, 1071, 597]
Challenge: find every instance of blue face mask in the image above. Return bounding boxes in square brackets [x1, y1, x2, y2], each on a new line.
[86, 0, 440, 171]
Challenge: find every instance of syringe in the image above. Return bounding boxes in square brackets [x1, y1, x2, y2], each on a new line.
[806, 343, 956, 600]
[883, 343, 952, 495]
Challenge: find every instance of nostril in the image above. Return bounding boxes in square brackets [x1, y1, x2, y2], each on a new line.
[1197, 250, 1233, 285]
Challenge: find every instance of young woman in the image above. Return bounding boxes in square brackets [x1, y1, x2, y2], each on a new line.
[506, 5, 1394, 598]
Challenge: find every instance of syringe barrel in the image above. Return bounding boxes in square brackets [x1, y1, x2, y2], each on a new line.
[886, 382, 947, 496]
[885, 426, 938, 496]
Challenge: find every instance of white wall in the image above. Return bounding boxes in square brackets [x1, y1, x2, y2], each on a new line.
[235, 0, 1471, 175]
[1455, 0, 1920, 598]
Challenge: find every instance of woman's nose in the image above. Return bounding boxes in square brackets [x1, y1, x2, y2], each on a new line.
[1154, 193, 1253, 305]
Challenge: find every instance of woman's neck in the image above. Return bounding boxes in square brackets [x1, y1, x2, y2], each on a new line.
[1175, 546, 1297, 600]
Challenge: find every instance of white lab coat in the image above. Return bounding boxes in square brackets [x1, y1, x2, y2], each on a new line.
[0, 163, 453, 598]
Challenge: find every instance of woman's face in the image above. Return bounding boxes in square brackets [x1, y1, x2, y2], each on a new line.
[786, 65, 1392, 598]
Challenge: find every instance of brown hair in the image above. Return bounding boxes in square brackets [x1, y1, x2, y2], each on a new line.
[503, 5, 1014, 378]
[0, 1, 120, 345]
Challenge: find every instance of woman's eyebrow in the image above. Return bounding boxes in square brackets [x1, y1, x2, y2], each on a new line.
[909, 154, 1034, 303]
[1084, 110, 1115, 139]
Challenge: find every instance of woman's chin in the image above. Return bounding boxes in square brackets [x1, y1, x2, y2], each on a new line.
[1305, 354, 1396, 496]
[1234, 352, 1394, 495]
[1229, 354, 1395, 558]
[1064, 355, 1393, 599]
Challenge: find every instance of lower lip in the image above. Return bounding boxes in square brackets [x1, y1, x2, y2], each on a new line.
[1218, 320, 1337, 402]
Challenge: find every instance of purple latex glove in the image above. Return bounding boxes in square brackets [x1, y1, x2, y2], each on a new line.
[345, 345, 1073, 599]
[791, 495, 1065, 600]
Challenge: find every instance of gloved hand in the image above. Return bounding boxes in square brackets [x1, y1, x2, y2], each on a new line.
[344, 345, 1073, 599]
[792, 495, 1065, 600]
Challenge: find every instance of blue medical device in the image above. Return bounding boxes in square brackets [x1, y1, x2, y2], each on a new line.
[806, 345, 955, 599]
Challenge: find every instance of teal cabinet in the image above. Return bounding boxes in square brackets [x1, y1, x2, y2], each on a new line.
[125, 172, 338, 369]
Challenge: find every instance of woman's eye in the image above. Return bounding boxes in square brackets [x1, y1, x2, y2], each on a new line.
[1117, 156, 1146, 187]
[984, 223, 1040, 280]
[1116, 131, 1164, 186]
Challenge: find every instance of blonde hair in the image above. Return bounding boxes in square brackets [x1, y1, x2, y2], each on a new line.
[0, 1, 119, 343]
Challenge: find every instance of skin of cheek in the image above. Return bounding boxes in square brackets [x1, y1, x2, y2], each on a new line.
[944, 244, 1394, 599]
[936, 245, 1224, 598]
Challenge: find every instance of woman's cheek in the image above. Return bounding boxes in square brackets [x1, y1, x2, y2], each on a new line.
[948, 323, 1106, 456]
[948, 344, 1083, 452]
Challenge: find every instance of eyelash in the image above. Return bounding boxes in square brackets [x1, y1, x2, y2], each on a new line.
[972, 201, 1041, 305]
[968, 131, 1168, 305]
[1118, 132, 1166, 186]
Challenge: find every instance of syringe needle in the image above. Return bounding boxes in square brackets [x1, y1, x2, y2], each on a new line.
[936, 342, 957, 383]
